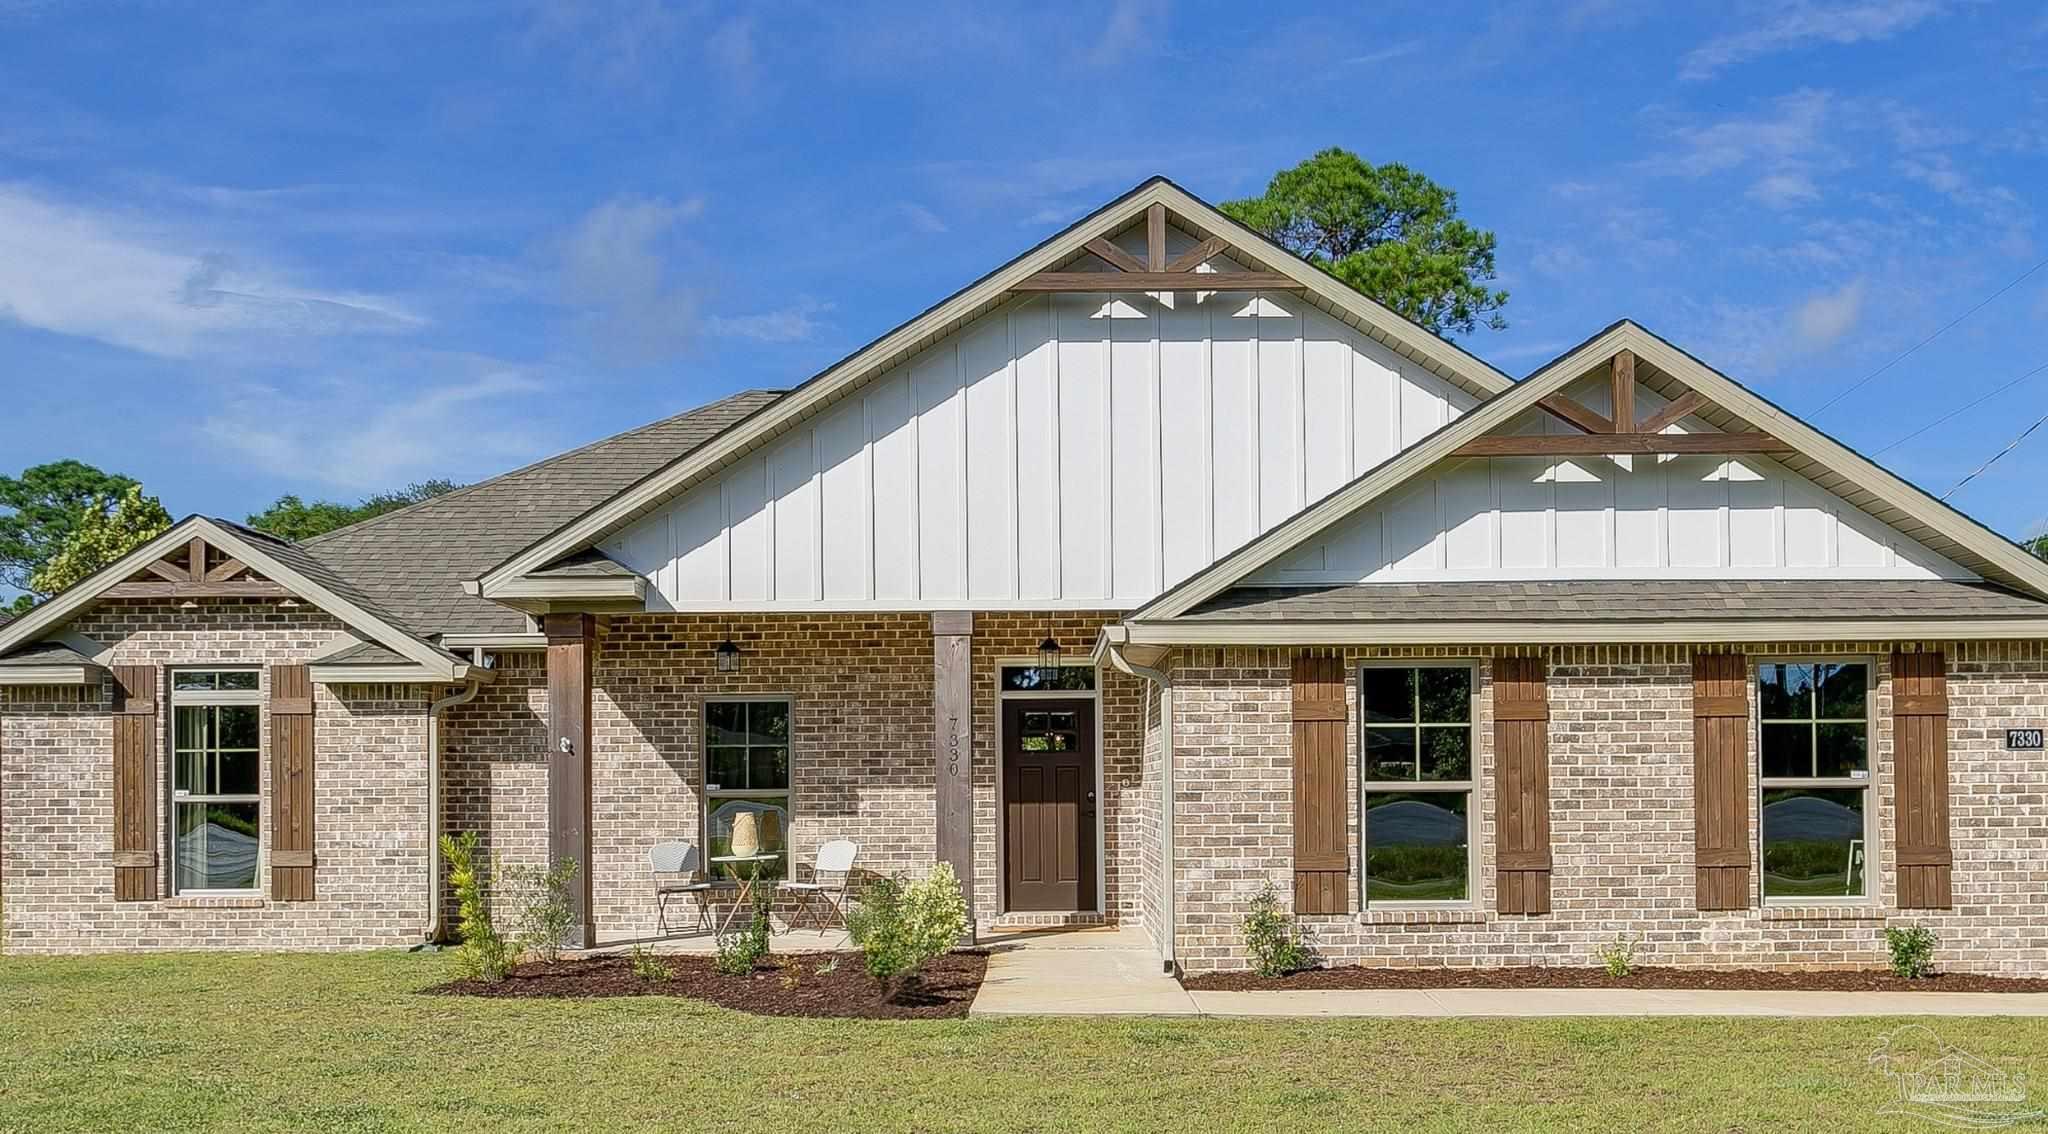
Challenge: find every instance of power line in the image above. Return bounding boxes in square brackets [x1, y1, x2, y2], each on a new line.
[1871, 358, 2048, 456]
[1942, 406, 2048, 501]
[1812, 252, 2048, 417]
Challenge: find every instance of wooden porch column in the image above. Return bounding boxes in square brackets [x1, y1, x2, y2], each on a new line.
[931, 612, 976, 939]
[544, 612, 596, 948]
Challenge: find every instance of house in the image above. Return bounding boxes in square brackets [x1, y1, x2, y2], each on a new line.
[4, 177, 2047, 975]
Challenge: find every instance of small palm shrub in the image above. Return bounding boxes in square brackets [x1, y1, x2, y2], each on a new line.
[440, 831, 513, 983]
[1598, 932, 1639, 978]
[846, 862, 968, 998]
[1244, 882, 1312, 978]
[1885, 925, 1938, 979]
[501, 856, 579, 964]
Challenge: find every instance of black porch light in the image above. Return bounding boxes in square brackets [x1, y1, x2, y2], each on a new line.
[714, 631, 742, 673]
[1037, 632, 1062, 673]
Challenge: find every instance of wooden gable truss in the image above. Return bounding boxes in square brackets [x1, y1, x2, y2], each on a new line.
[104, 535, 291, 600]
[1010, 202, 1306, 294]
[1458, 349, 1794, 459]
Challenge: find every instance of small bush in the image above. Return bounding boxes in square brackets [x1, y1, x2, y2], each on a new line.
[1244, 882, 1312, 978]
[846, 862, 968, 997]
[1598, 932, 1638, 978]
[440, 831, 513, 983]
[629, 944, 670, 984]
[713, 882, 774, 976]
[1885, 925, 1938, 979]
[500, 856, 580, 964]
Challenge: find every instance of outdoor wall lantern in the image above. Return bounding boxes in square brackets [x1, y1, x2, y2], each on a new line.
[714, 634, 742, 673]
[1037, 632, 1062, 672]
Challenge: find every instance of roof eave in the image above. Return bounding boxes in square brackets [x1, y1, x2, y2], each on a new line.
[1122, 616, 2048, 646]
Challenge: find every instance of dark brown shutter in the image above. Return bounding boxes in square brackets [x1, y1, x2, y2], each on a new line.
[1693, 652, 1751, 910]
[1291, 654, 1348, 914]
[111, 664, 159, 901]
[269, 664, 317, 901]
[1493, 656, 1552, 915]
[1893, 651, 1952, 909]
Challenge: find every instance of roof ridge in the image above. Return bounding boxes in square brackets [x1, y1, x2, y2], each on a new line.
[303, 388, 784, 546]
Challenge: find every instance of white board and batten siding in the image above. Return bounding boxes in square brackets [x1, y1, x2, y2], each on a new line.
[1251, 374, 1975, 585]
[605, 288, 1478, 611]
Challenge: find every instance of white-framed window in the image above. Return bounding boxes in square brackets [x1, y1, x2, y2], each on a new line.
[1359, 662, 1476, 905]
[1757, 660, 1873, 902]
[703, 697, 791, 882]
[170, 669, 263, 894]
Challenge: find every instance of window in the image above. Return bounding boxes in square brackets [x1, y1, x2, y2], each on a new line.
[1000, 665, 1096, 692]
[1757, 662, 1871, 901]
[704, 699, 790, 882]
[1360, 664, 1474, 904]
[170, 669, 262, 893]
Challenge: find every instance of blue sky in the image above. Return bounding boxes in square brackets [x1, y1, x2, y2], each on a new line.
[3, 0, 2045, 565]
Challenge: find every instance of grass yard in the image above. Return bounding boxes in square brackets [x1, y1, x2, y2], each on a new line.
[3, 950, 2045, 1132]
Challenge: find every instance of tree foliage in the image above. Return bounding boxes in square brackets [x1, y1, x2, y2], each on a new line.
[247, 480, 462, 541]
[0, 460, 139, 603]
[28, 485, 174, 598]
[1222, 148, 1509, 338]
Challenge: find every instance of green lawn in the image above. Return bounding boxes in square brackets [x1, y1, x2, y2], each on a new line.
[2, 951, 2044, 1132]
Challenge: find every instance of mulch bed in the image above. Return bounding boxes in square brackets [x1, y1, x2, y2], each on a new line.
[426, 950, 987, 1019]
[1182, 966, 2048, 994]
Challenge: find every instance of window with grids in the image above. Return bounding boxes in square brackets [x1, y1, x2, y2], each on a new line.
[704, 699, 791, 882]
[171, 670, 262, 893]
[1360, 665, 1473, 903]
[1757, 662, 1871, 900]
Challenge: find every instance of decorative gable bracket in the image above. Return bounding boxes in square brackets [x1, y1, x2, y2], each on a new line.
[1011, 203, 1306, 294]
[1459, 349, 1793, 458]
[104, 535, 290, 599]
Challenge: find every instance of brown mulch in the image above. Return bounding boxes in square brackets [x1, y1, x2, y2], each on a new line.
[1182, 965, 2048, 994]
[426, 950, 988, 1019]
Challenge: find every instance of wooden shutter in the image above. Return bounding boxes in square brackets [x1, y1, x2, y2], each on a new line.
[1493, 657, 1552, 915]
[1291, 654, 1348, 914]
[1893, 651, 1952, 909]
[111, 664, 158, 901]
[1693, 653, 1751, 910]
[269, 664, 317, 901]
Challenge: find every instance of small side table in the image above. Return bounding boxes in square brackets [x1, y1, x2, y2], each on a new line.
[708, 853, 780, 934]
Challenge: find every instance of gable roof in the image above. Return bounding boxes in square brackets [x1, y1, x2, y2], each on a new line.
[303, 389, 779, 635]
[472, 175, 1522, 601]
[0, 516, 471, 678]
[1129, 320, 2048, 623]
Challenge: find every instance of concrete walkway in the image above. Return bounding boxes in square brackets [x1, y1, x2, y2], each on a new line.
[970, 925, 1197, 1016]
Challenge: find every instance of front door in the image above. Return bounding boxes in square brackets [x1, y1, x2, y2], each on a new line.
[1002, 698, 1097, 912]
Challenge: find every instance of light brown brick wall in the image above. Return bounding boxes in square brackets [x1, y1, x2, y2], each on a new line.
[1169, 641, 2048, 976]
[2, 600, 433, 952]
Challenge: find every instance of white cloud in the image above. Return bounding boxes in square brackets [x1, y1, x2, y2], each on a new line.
[525, 0, 685, 89]
[0, 183, 419, 358]
[1345, 40, 1423, 66]
[1791, 278, 1867, 350]
[1748, 172, 1821, 208]
[1085, 0, 1168, 67]
[705, 300, 830, 343]
[899, 202, 950, 234]
[1530, 243, 1591, 279]
[1680, 1, 1947, 81]
[201, 366, 550, 490]
[1660, 89, 1835, 178]
[554, 193, 705, 363]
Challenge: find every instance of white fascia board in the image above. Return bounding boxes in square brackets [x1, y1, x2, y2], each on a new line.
[475, 178, 1517, 600]
[0, 665, 100, 686]
[440, 633, 548, 651]
[309, 662, 484, 685]
[1122, 617, 2048, 646]
[491, 576, 646, 601]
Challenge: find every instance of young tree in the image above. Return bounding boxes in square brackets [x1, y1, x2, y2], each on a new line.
[0, 460, 139, 606]
[29, 485, 174, 597]
[1222, 148, 1509, 339]
[247, 479, 462, 541]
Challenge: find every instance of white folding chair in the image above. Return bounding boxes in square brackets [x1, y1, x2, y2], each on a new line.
[778, 839, 858, 931]
[651, 841, 715, 935]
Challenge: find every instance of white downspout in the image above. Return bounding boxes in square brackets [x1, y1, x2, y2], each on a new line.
[1106, 640, 1174, 973]
[425, 678, 481, 943]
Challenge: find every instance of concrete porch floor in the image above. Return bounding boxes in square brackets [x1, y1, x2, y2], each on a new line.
[970, 924, 1197, 1016]
[583, 926, 851, 955]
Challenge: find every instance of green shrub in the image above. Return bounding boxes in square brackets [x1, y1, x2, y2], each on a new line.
[629, 944, 670, 983]
[1885, 925, 1938, 979]
[1243, 882, 1312, 978]
[713, 882, 774, 976]
[439, 831, 513, 983]
[1598, 932, 1638, 978]
[846, 862, 968, 997]
[500, 856, 579, 964]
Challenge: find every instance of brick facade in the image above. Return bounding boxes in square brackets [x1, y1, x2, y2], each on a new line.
[1, 600, 433, 952]
[1168, 641, 2048, 976]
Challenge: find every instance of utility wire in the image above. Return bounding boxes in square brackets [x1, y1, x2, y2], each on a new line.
[1871, 358, 2048, 456]
[1942, 406, 2048, 501]
[1812, 252, 2048, 417]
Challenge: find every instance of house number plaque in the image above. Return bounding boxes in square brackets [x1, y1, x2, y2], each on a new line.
[2007, 728, 2044, 751]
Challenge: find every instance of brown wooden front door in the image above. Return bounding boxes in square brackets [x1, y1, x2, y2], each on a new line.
[1002, 698, 1097, 912]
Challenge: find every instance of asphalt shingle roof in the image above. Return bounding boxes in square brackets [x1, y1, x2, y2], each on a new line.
[302, 390, 781, 635]
[1180, 580, 2048, 623]
[0, 639, 96, 667]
